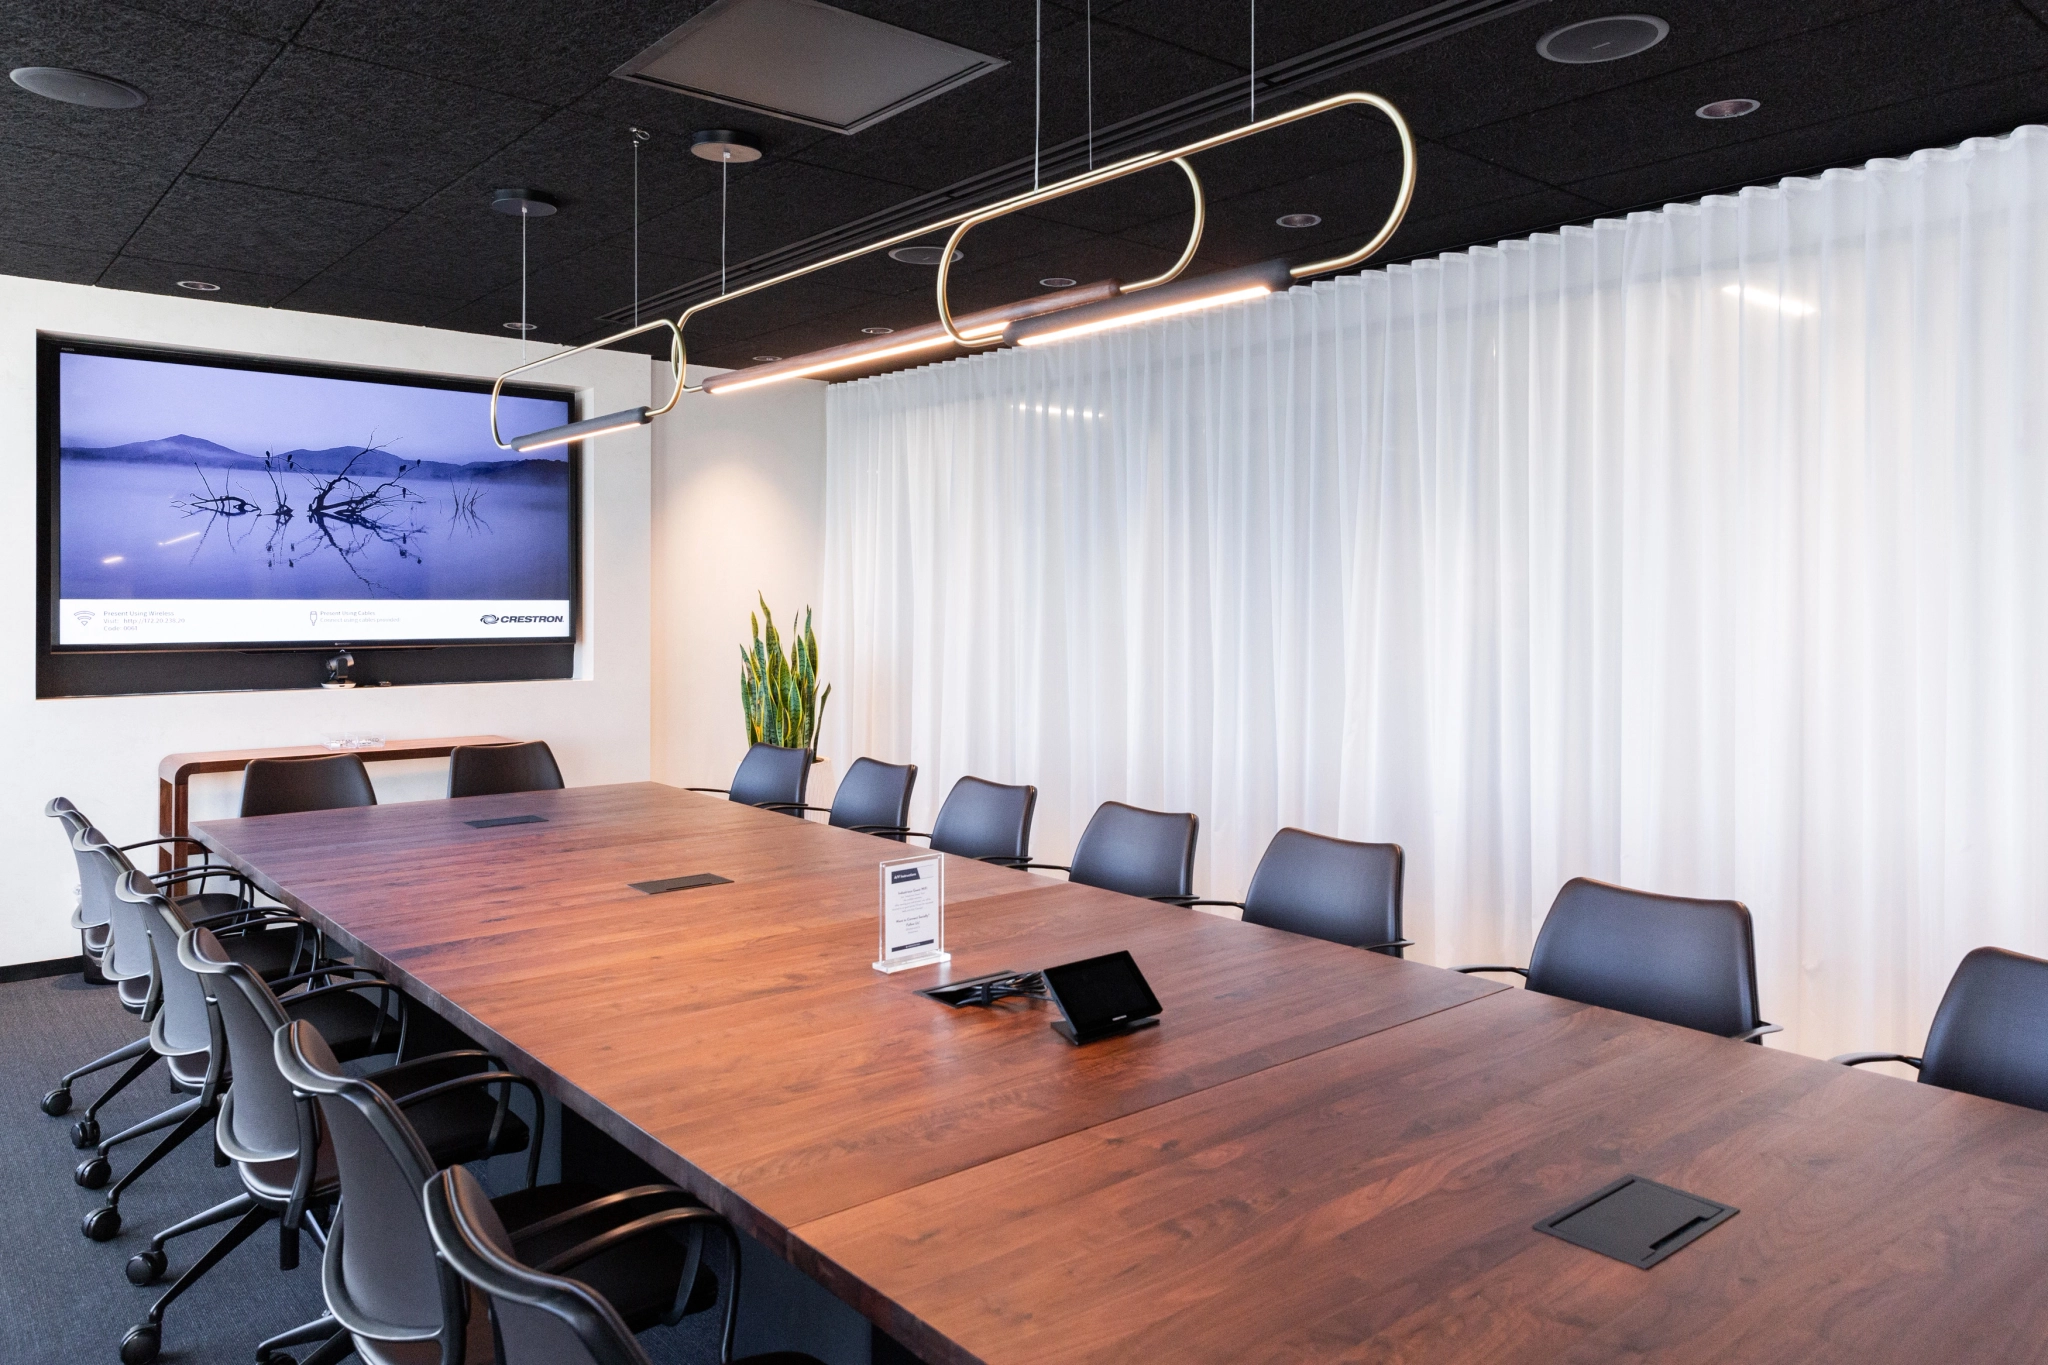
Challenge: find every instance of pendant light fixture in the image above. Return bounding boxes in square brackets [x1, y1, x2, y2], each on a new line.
[488, 88, 1414, 447]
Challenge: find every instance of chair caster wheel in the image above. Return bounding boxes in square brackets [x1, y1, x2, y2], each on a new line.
[76, 1155, 112, 1189]
[82, 1205, 122, 1241]
[119, 1323, 160, 1365]
[41, 1087, 71, 1116]
[72, 1117, 101, 1148]
[126, 1249, 167, 1284]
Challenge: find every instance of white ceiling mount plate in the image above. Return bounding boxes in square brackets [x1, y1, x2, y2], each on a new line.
[614, 0, 1007, 135]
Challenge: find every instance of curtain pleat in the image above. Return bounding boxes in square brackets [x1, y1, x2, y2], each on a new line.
[822, 126, 2048, 1058]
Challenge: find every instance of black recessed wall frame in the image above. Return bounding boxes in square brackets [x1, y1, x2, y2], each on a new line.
[35, 335, 584, 699]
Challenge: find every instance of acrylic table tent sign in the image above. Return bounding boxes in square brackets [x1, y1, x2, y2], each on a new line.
[874, 853, 950, 973]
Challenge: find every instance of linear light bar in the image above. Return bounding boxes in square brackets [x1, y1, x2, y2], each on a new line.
[1005, 259, 1294, 348]
[509, 405, 652, 453]
[701, 279, 1121, 396]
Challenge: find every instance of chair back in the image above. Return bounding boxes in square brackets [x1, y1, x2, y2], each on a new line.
[1917, 947, 2048, 1112]
[1067, 802, 1199, 901]
[829, 757, 917, 835]
[77, 827, 153, 984]
[1241, 829, 1405, 952]
[448, 741, 565, 799]
[49, 798, 100, 928]
[1525, 877, 1764, 1038]
[727, 744, 810, 809]
[242, 753, 377, 818]
[276, 1018, 449, 1348]
[425, 1166, 651, 1365]
[120, 872, 218, 1059]
[181, 930, 301, 1161]
[928, 777, 1037, 863]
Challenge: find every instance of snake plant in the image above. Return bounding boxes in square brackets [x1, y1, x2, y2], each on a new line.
[740, 595, 830, 754]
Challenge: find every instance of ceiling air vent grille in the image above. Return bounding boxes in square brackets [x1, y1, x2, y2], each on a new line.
[613, 0, 1006, 135]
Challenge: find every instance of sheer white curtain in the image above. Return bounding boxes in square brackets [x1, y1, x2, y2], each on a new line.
[822, 126, 2048, 1059]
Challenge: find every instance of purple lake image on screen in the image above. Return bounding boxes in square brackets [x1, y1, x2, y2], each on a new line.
[55, 352, 576, 646]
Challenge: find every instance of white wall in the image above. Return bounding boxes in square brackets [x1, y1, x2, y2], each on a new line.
[2, 274, 654, 966]
[650, 374, 828, 792]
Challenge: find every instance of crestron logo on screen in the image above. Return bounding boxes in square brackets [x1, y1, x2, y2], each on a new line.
[479, 613, 564, 625]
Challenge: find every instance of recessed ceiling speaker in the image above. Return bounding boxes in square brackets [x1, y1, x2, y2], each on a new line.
[9, 66, 146, 108]
[491, 188, 557, 217]
[1276, 213, 1322, 228]
[175, 280, 220, 292]
[888, 244, 963, 265]
[1536, 15, 1669, 64]
[690, 129, 763, 162]
[1696, 98, 1760, 120]
[503, 321, 538, 331]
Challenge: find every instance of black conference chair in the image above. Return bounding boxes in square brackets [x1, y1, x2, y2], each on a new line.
[685, 743, 811, 812]
[1833, 947, 2048, 1113]
[1187, 828, 1411, 956]
[51, 823, 321, 1151]
[769, 756, 916, 839]
[79, 871, 404, 1243]
[119, 927, 541, 1365]
[1025, 801, 1199, 903]
[1455, 876, 1780, 1042]
[273, 1019, 733, 1365]
[449, 740, 566, 799]
[48, 797, 110, 980]
[426, 1165, 826, 1365]
[885, 775, 1038, 866]
[242, 752, 378, 817]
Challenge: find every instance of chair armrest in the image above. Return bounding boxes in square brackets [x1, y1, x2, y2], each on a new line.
[847, 823, 916, 837]
[1181, 899, 1245, 910]
[759, 802, 830, 817]
[1731, 1022, 1784, 1044]
[393, 1069, 544, 1189]
[119, 835, 212, 854]
[1017, 862, 1071, 875]
[1361, 939, 1414, 954]
[1450, 964, 1529, 977]
[681, 786, 730, 795]
[976, 854, 1029, 867]
[1830, 1051, 1923, 1069]
[524, 1200, 738, 1347]
[283, 978, 404, 1055]
[1151, 894, 1201, 906]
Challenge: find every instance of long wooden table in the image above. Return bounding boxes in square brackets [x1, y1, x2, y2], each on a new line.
[192, 783, 2048, 1364]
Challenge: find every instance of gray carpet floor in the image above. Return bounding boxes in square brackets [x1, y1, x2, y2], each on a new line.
[0, 969, 723, 1365]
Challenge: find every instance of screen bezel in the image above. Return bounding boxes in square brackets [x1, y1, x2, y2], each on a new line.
[1042, 950, 1163, 1037]
[39, 334, 583, 657]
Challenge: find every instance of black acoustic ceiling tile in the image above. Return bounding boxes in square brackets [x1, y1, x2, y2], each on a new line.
[941, 233, 1184, 310]
[292, 0, 706, 105]
[1564, 68, 2048, 214]
[0, 0, 278, 167]
[274, 276, 461, 326]
[98, 253, 307, 306]
[637, 158, 934, 269]
[0, 237, 110, 285]
[112, 0, 322, 42]
[0, 141, 178, 253]
[1086, 0, 1414, 73]
[444, 109, 717, 229]
[1307, 0, 1910, 143]
[186, 46, 553, 209]
[1444, 0, 2048, 188]
[123, 175, 400, 276]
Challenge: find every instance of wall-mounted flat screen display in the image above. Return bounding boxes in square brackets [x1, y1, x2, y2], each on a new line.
[47, 342, 578, 649]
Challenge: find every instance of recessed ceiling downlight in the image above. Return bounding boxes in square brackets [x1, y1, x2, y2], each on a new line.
[1697, 97, 1759, 120]
[503, 321, 538, 331]
[753, 355, 782, 362]
[175, 280, 220, 292]
[1276, 213, 1322, 228]
[860, 326, 894, 335]
[10, 66, 146, 108]
[888, 244, 963, 265]
[1039, 277, 1077, 288]
[1536, 15, 1668, 64]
